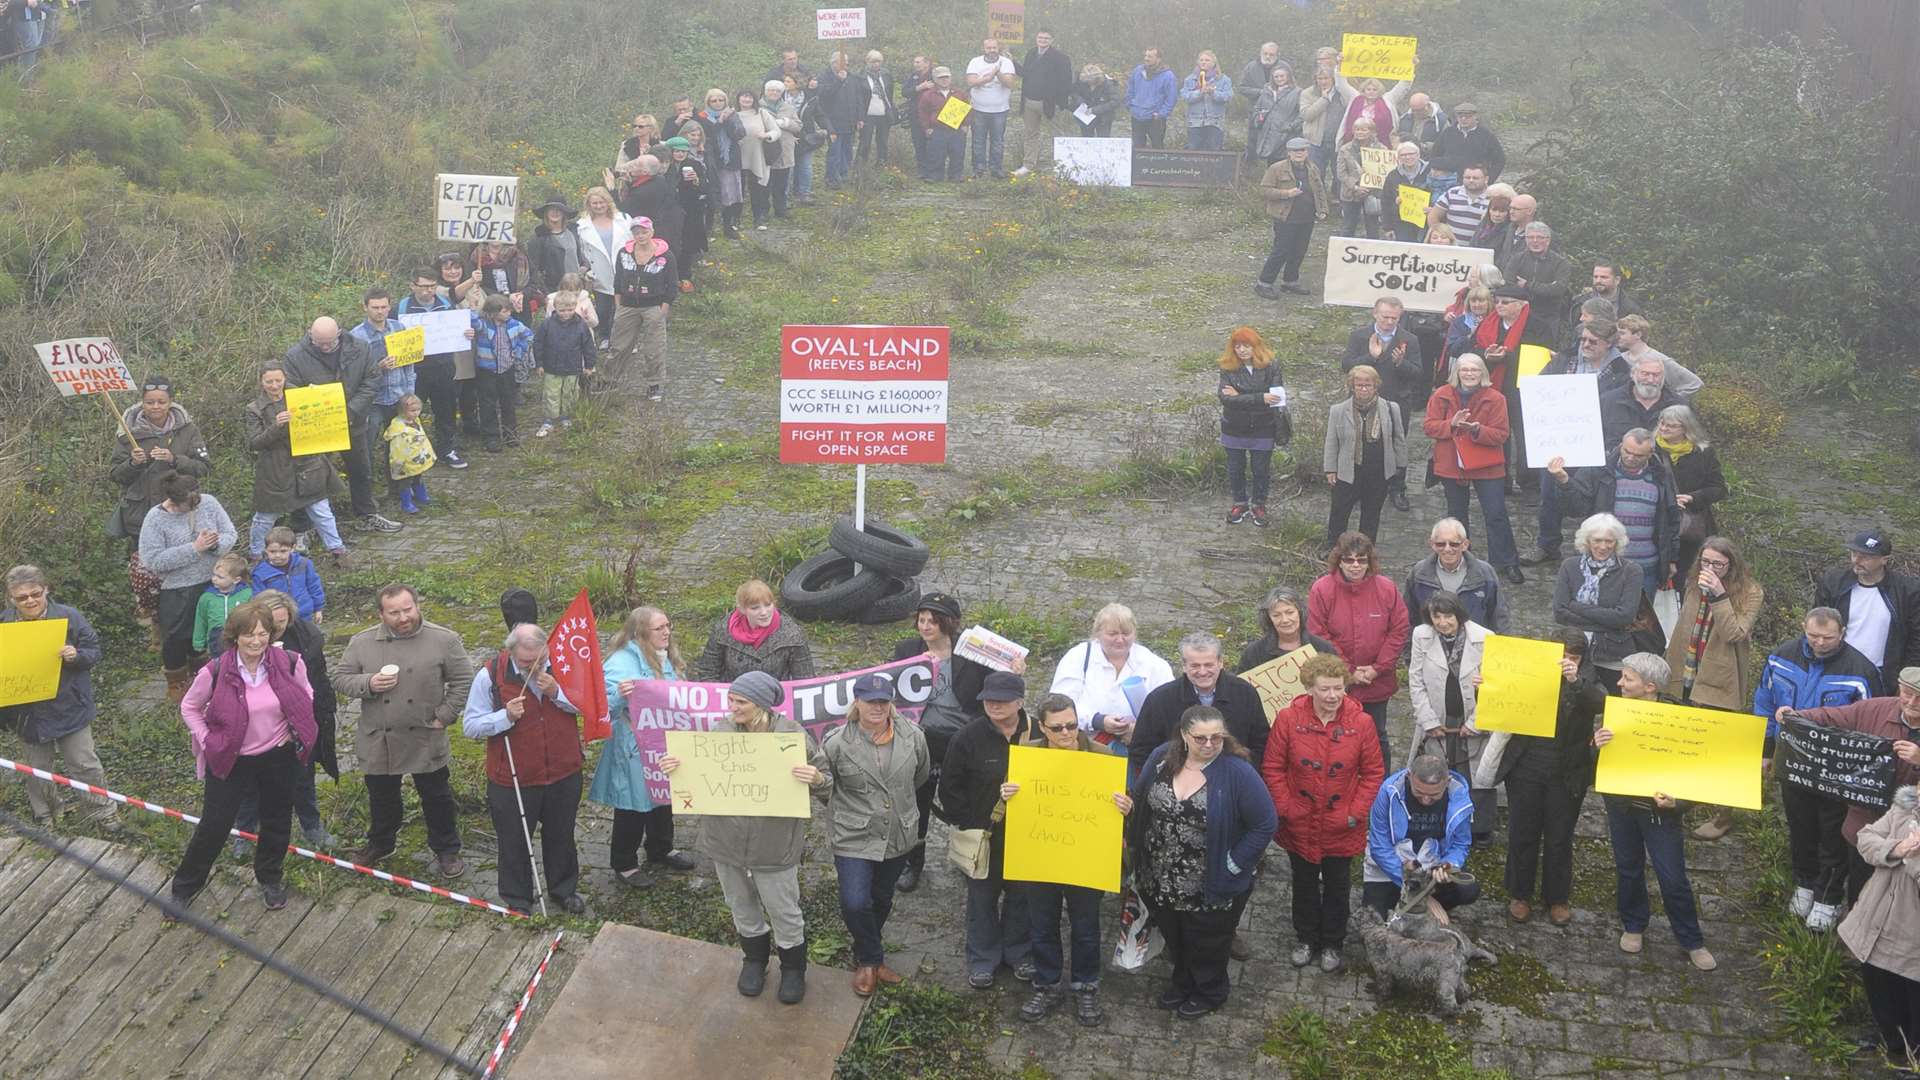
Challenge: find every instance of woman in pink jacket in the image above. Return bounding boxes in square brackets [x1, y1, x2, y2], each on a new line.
[1309, 531, 1412, 770]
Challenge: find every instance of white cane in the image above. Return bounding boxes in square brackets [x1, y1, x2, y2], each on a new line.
[499, 725, 549, 918]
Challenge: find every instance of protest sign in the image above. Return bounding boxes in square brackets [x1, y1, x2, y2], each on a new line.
[396, 309, 473, 355]
[627, 655, 939, 804]
[779, 325, 950, 464]
[1054, 137, 1132, 187]
[1004, 746, 1127, 892]
[1474, 634, 1566, 737]
[816, 7, 866, 38]
[1778, 714, 1897, 810]
[384, 325, 426, 367]
[1322, 237, 1490, 313]
[1358, 145, 1393, 190]
[663, 731, 810, 817]
[955, 625, 1029, 672]
[0, 619, 67, 708]
[1594, 696, 1766, 810]
[986, 0, 1024, 45]
[1517, 343, 1554, 379]
[34, 338, 134, 398]
[1341, 33, 1417, 81]
[1518, 373, 1605, 469]
[1241, 646, 1317, 718]
[937, 96, 973, 129]
[285, 383, 351, 457]
[1397, 184, 1432, 227]
[436, 173, 519, 243]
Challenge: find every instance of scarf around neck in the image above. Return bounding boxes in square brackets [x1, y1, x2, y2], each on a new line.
[1351, 397, 1382, 466]
[729, 608, 781, 649]
[1576, 554, 1617, 607]
[1656, 433, 1694, 462]
[1681, 587, 1715, 698]
[126, 402, 188, 440]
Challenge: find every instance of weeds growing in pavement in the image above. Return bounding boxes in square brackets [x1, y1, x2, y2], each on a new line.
[1747, 807, 1867, 1065]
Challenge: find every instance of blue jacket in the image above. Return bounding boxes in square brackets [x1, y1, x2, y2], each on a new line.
[0, 603, 99, 744]
[1179, 70, 1234, 128]
[252, 552, 326, 620]
[587, 641, 678, 813]
[1126, 65, 1178, 121]
[471, 314, 533, 373]
[1130, 743, 1277, 904]
[1752, 635, 1880, 738]
[1364, 768, 1474, 885]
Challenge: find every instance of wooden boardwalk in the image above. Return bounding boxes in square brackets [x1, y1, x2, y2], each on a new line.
[0, 836, 574, 1080]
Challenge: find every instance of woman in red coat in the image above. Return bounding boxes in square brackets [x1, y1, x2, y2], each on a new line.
[1308, 532, 1411, 770]
[1423, 353, 1522, 583]
[1262, 652, 1384, 974]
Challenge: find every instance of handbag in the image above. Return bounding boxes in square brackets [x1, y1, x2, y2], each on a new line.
[104, 504, 128, 540]
[1678, 508, 1708, 544]
[946, 827, 992, 879]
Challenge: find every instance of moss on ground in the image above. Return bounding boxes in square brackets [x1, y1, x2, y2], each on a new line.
[1474, 947, 1570, 1019]
[836, 980, 1018, 1080]
[1261, 1006, 1508, 1080]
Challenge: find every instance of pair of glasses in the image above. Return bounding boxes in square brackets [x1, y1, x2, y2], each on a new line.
[8, 590, 47, 604]
[1432, 540, 1465, 549]
[1339, 556, 1370, 565]
[1187, 734, 1225, 745]
[1042, 724, 1077, 734]
[1698, 559, 1730, 571]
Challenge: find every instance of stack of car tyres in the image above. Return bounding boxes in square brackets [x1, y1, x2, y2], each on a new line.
[778, 515, 929, 623]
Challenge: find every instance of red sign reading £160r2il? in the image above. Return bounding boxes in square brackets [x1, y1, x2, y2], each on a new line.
[779, 325, 950, 465]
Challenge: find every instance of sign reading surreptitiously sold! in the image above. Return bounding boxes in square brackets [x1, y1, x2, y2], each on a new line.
[779, 325, 950, 464]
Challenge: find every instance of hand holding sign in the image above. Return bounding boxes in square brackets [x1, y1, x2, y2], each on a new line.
[285, 384, 352, 456]
[937, 95, 973, 129]
[1397, 184, 1432, 228]
[1474, 635, 1566, 737]
[0, 619, 68, 708]
[384, 325, 427, 367]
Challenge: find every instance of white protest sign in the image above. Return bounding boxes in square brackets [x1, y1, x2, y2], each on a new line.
[1322, 237, 1490, 313]
[816, 7, 867, 39]
[1518, 373, 1605, 469]
[397, 309, 474, 355]
[1053, 137, 1131, 187]
[34, 337, 134, 398]
[435, 174, 519, 243]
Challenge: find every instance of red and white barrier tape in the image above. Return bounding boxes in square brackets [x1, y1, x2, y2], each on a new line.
[483, 930, 563, 1079]
[0, 756, 527, 919]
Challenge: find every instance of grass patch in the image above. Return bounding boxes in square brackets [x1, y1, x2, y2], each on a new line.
[837, 980, 1013, 1080]
[1062, 555, 1133, 581]
[1747, 806, 1867, 1066]
[1261, 1007, 1508, 1080]
[1473, 947, 1569, 1019]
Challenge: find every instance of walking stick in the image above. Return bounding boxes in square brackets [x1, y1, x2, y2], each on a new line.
[500, 728, 550, 918]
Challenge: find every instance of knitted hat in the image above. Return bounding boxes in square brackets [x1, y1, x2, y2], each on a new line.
[729, 671, 784, 711]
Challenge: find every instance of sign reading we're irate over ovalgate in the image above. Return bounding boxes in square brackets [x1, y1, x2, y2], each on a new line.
[34, 337, 133, 397]
[779, 325, 950, 464]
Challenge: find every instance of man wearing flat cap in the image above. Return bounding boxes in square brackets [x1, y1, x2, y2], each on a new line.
[1254, 136, 1327, 299]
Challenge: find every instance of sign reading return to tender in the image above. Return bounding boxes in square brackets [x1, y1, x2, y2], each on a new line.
[436, 173, 519, 243]
[779, 325, 950, 464]
[1323, 237, 1490, 313]
[35, 337, 134, 398]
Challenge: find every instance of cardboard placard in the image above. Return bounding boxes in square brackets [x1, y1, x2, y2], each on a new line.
[436, 173, 519, 243]
[1241, 646, 1318, 718]
[34, 338, 134, 398]
[664, 730, 810, 817]
[285, 383, 352, 457]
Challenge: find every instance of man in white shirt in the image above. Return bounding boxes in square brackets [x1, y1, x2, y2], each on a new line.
[966, 38, 1017, 179]
[1816, 530, 1920, 692]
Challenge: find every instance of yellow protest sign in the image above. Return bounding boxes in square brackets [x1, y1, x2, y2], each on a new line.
[1474, 634, 1566, 737]
[1341, 33, 1417, 81]
[1594, 696, 1766, 810]
[0, 619, 67, 708]
[1358, 145, 1393, 190]
[664, 730, 810, 818]
[1397, 183, 1431, 227]
[1241, 646, 1318, 719]
[1004, 746, 1127, 892]
[937, 95, 973, 130]
[1518, 343, 1554, 379]
[285, 383, 351, 457]
[385, 325, 426, 367]
[986, 0, 1024, 46]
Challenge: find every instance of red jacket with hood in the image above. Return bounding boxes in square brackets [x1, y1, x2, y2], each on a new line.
[1262, 692, 1385, 862]
[1308, 571, 1411, 704]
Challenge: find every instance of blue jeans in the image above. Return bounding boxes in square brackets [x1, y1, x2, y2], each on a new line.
[251, 502, 344, 557]
[789, 144, 816, 198]
[965, 871, 1030, 976]
[1224, 447, 1273, 506]
[825, 133, 853, 186]
[970, 110, 1009, 176]
[836, 853, 908, 966]
[1187, 125, 1225, 151]
[1536, 468, 1564, 554]
[1605, 799, 1703, 949]
[14, 18, 44, 70]
[1027, 882, 1103, 989]
[1442, 476, 1519, 568]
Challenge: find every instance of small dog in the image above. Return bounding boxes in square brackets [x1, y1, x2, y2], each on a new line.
[1357, 875, 1498, 1015]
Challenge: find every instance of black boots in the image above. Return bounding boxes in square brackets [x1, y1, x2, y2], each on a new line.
[738, 933, 772, 997]
[776, 942, 808, 1004]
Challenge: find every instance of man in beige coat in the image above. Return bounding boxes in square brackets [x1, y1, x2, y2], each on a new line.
[333, 583, 474, 877]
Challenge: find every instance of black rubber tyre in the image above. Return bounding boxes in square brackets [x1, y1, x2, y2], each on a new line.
[856, 575, 923, 624]
[828, 515, 931, 578]
[779, 551, 890, 622]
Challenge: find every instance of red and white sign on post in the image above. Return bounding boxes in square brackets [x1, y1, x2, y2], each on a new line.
[780, 325, 949, 465]
[816, 7, 867, 39]
[34, 337, 134, 397]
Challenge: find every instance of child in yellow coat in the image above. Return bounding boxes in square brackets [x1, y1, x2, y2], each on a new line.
[384, 394, 438, 514]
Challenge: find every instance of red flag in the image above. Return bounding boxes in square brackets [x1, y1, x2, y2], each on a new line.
[548, 590, 612, 742]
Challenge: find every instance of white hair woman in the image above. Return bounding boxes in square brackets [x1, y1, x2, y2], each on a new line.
[1047, 602, 1175, 751]
[1551, 513, 1644, 694]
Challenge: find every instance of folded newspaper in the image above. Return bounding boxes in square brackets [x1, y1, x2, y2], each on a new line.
[955, 625, 1029, 672]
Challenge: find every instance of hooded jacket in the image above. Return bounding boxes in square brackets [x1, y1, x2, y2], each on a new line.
[245, 392, 340, 515]
[251, 552, 325, 620]
[1309, 571, 1412, 705]
[823, 713, 930, 861]
[1364, 768, 1474, 885]
[1262, 692, 1385, 862]
[108, 403, 210, 537]
[611, 237, 678, 309]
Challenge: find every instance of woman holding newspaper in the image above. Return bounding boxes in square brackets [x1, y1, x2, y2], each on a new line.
[1049, 603, 1176, 757]
[890, 592, 1001, 892]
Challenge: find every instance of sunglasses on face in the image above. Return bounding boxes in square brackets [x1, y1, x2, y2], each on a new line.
[1042, 723, 1077, 734]
[1187, 733, 1225, 745]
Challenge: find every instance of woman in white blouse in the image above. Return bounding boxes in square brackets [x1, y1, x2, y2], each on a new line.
[1048, 603, 1175, 753]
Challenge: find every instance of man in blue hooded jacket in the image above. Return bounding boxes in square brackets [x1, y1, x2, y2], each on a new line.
[1363, 754, 1478, 929]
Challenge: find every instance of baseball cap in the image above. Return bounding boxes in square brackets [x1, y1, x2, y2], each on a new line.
[851, 674, 894, 702]
[1849, 530, 1893, 556]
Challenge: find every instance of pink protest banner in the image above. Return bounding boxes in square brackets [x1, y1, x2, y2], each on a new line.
[626, 654, 938, 805]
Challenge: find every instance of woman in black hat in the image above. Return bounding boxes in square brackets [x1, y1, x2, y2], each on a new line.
[528, 199, 588, 298]
[891, 592, 996, 892]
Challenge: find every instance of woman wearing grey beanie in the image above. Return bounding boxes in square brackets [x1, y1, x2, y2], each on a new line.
[659, 670, 833, 1004]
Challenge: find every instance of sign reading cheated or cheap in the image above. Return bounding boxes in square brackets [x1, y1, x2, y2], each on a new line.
[779, 324, 950, 464]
